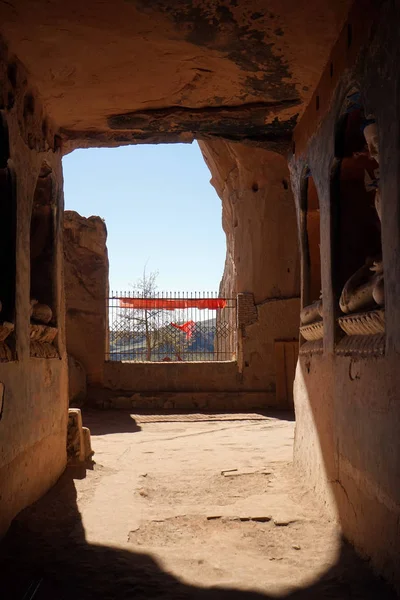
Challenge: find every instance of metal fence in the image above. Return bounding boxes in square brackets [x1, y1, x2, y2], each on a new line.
[106, 291, 237, 362]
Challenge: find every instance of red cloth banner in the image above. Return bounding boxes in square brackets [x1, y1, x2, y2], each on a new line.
[170, 320, 196, 340]
[118, 298, 227, 310]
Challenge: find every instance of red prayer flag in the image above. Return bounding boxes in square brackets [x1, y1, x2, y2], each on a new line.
[119, 298, 227, 310]
[170, 320, 196, 340]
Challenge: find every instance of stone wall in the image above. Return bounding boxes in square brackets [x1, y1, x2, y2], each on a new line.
[290, 1, 400, 589]
[94, 361, 274, 411]
[200, 140, 301, 395]
[64, 210, 109, 387]
[0, 38, 68, 537]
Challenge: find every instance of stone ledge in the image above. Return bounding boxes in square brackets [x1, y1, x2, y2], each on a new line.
[300, 320, 324, 341]
[338, 309, 385, 336]
[335, 334, 385, 357]
[299, 339, 323, 356]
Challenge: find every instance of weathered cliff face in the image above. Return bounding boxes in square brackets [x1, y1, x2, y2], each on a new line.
[200, 140, 300, 399]
[200, 140, 300, 303]
[0, 0, 351, 151]
[64, 211, 109, 387]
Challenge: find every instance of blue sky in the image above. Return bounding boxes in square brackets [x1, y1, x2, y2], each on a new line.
[62, 143, 226, 293]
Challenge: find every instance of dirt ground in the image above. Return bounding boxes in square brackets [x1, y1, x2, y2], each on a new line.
[0, 410, 396, 599]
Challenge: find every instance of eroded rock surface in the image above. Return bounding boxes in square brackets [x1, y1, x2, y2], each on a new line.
[0, 0, 351, 149]
[198, 140, 300, 401]
[200, 140, 299, 303]
[64, 211, 109, 385]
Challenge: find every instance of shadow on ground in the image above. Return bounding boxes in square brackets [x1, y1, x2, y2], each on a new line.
[0, 466, 396, 600]
[83, 409, 142, 435]
[83, 408, 295, 434]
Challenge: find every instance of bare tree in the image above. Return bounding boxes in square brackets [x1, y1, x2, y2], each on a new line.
[118, 268, 195, 361]
[119, 268, 163, 360]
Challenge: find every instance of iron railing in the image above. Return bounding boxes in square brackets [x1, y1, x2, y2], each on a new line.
[106, 291, 236, 362]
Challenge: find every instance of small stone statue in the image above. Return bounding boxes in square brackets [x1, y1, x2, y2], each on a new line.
[300, 296, 323, 325]
[30, 298, 53, 324]
[339, 257, 383, 314]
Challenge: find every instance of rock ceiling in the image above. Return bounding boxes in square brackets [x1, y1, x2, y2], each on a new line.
[0, 0, 351, 149]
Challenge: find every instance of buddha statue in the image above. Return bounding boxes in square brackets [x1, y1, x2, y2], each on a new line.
[339, 116, 384, 316]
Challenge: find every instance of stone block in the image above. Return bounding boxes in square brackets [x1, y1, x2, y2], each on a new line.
[67, 408, 94, 464]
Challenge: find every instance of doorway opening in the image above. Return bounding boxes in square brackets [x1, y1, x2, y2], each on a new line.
[62, 143, 232, 364]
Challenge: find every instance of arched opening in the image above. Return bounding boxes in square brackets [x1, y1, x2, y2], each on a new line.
[0, 111, 17, 360]
[301, 172, 321, 307]
[299, 169, 323, 347]
[30, 161, 57, 329]
[331, 92, 383, 348]
[333, 105, 381, 297]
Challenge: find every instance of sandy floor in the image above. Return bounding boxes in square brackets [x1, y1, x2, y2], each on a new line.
[0, 410, 396, 599]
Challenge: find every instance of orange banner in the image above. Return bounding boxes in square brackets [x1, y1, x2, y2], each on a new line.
[118, 298, 227, 310]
